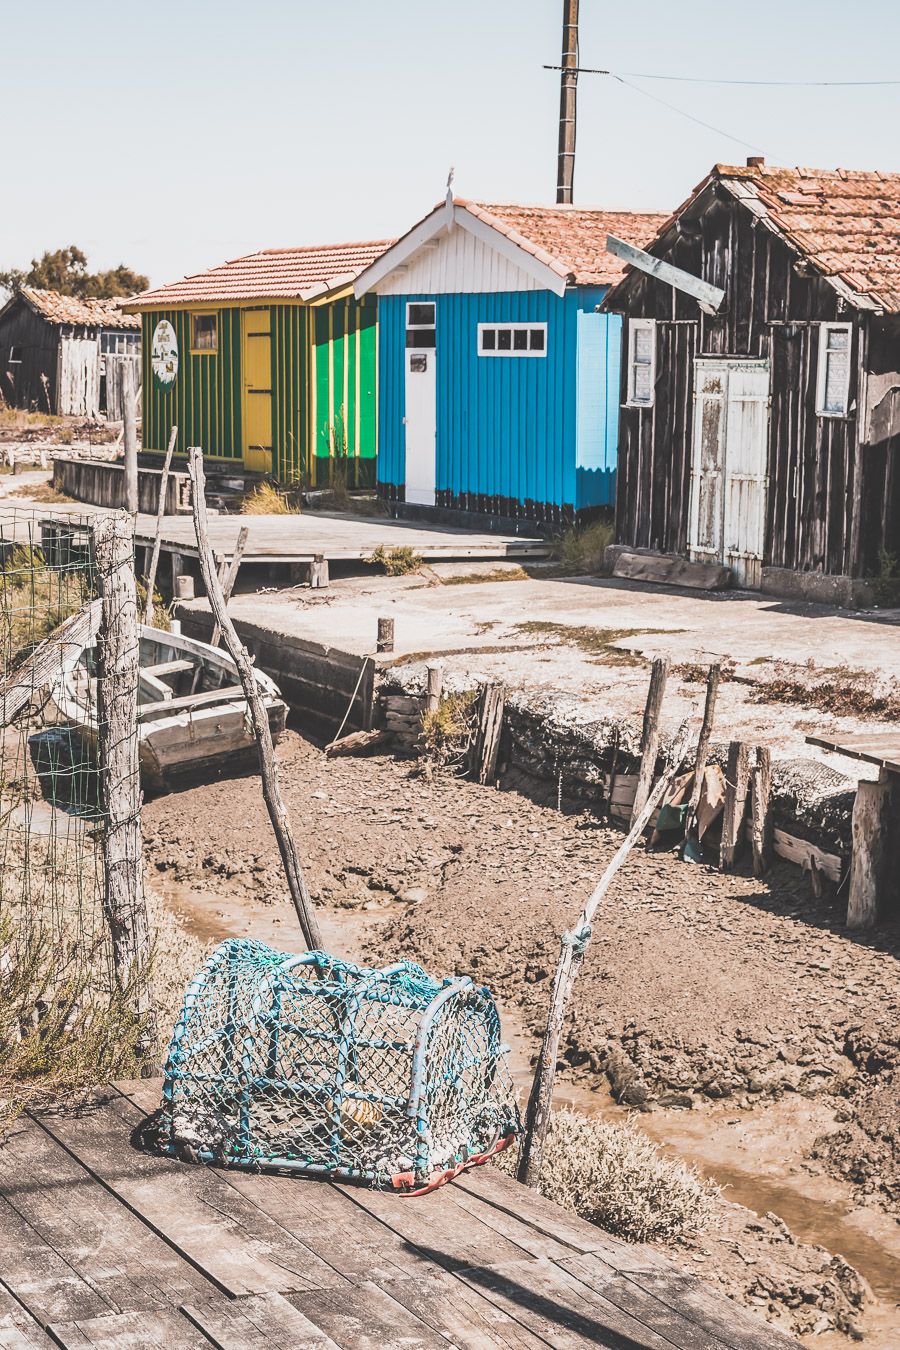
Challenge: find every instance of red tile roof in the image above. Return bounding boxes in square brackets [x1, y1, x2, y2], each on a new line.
[20, 287, 140, 329]
[650, 164, 900, 311]
[125, 241, 394, 309]
[458, 201, 670, 285]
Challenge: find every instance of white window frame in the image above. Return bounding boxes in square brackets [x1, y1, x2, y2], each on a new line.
[406, 300, 436, 349]
[477, 322, 547, 357]
[625, 318, 656, 408]
[816, 321, 852, 417]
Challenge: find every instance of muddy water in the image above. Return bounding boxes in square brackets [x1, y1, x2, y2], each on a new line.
[154, 876, 900, 1342]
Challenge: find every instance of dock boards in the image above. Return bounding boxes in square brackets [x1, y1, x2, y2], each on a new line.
[0, 1081, 801, 1350]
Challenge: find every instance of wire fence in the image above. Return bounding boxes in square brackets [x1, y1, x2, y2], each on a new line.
[0, 508, 147, 1118]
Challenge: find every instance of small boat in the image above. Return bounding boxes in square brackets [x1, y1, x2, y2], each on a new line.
[51, 625, 287, 793]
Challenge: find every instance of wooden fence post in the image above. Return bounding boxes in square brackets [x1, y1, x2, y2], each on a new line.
[751, 746, 773, 876]
[848, 772, 896, 928]
[684, 662, 721, 839]
[425, 662, 443, 713]
[720, 741, 751, 870]
[631, 657, 669, 825]
[188, 448, 323, 951]
[93, 512, 156, 1056]
[123, 371, 139, 516]
[143, 424, 178, 623]
[376, 617, 395, 653]
[471, 682, 506, 785]
[519, 723, 689, 1189]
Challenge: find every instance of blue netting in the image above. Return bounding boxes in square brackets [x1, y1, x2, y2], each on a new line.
[159, 938, 520, 1189]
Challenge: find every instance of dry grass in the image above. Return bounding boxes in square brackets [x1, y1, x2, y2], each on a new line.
[441, 566, 529, 586]
[552, 520, 615, 575]
[752, 667, 900, 721]
[365, 544, 422, 576]
[513, 621, 670, 666]
[241, 482, 300, 515]
[500, 1109, 715, 1243]
[0, 546, 89, 670]
[421, 691, 478, 767]
[7, 482, 75, 504]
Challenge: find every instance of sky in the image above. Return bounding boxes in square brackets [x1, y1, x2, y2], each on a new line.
[3, 0, 900, 288]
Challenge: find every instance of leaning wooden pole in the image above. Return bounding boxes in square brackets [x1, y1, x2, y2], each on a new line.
[188, 448, 323, 950]
[93, 512, 156, 1056]
[143, 424, 178, 625]
[684, 661, 721, 841]
[518, 723, 688, 1189]
[123, 372, 139, 516]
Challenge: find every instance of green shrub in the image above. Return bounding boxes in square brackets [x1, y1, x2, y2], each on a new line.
[552, 520, 614, 575]
[365, 544, 422, 576]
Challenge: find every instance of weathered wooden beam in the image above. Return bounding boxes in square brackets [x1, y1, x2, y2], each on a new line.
[631, 657, 669, 825]
[122, 373, 139, 515]
[376, 616, 395, 653]
[210, 525, 250, 648]
[685, 662, 721, 838]
[324, 728, 390, 758]
[0, 599, 101, 727]
[606, 234, 726, 313]
[471, 682, 506, 785]
[188, 448, 323, 951]
[720, 741, 751, 870]
[93, 512, 156, 1056]
[143, 424, 178, 625]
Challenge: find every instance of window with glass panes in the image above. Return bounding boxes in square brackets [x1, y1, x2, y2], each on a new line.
[477, 323, 546, 356]
[816, 323, 852, 416]
[627, 319, 655, 406]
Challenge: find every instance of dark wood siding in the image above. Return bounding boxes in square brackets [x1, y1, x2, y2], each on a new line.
[610, 185, 883, 579]
[0, 299, 59, 411]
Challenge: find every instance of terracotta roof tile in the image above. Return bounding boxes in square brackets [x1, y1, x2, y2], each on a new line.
[459, 201, 670, 285]
[647, 164, 900, 311]
[21, 287, 140, 329]
[126, 241, 394, 309]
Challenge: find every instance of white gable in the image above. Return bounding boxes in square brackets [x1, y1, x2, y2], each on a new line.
[374, 224, 548, 296]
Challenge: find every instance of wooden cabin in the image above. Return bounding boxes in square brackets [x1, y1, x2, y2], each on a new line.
[603, 161, 900, 603]
[125, 241, 391, 487]
[0, 287, 140, 419]
[354, 195, 666, 525]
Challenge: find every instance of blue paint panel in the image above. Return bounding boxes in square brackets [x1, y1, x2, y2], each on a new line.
[576, 306, 621, 509]
[376, 284, 622, 516]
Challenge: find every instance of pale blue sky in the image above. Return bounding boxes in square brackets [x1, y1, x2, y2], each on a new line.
[4, 0, 899, 287]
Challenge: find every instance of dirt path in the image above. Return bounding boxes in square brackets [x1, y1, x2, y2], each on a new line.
[143, 732, 900, 1345]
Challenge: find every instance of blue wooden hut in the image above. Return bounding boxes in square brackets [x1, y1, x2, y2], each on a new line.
[354, 193, 666, 525]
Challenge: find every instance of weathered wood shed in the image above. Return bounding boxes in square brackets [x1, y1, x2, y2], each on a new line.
[604, 161, 900, 602]
[354, 194, 666, 526]
[125, 241, 391, 486]
[0, 287, 141, 418]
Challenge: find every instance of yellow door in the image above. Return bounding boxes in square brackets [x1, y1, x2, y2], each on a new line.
[241, 308, 273, 473]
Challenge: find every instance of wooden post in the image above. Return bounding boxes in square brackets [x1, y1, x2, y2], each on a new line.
[425, 662, 443, 713]
[123, 370, 139, 516]
[210, 525, 249, 648]
[685, 662, 721, 838]
[720, 741, 751, 870]
[751, 746, 773, 877]
[518, 723, 689, 1189]
[848, 772, 896, 928]
[309, 554, 329, 588]
[376, 617, 395, 653]
[169, 551, 184, 596]
[472, 682, 507, 785]
[188, 448, 323, 951]
[631, 657, 669, 825]
[92, 512, 156, 1056]
[143, 424, 178, 624]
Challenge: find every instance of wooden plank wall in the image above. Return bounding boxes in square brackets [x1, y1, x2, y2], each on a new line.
[612, 188, 892, 579]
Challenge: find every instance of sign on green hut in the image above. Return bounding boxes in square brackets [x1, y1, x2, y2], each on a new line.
[125, 239, 391, 488]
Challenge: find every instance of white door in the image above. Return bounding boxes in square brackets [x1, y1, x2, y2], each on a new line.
[689, 358, 769, 588]
[403, 301, 436, 505]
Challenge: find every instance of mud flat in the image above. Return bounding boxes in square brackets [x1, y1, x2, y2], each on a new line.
[143, 731, 900, 1345]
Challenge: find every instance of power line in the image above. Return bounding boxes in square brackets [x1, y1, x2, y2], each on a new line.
[543, 65, 900, 87]
[610, 73, 770, 156]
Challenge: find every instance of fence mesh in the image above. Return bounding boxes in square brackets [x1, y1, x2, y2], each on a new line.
[159, 938, 520, 1189]
[0, 508, 142, 1114]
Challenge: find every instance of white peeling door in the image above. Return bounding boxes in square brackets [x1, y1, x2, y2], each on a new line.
[404, 302, 436, 506]
[689, 358, 769, 588]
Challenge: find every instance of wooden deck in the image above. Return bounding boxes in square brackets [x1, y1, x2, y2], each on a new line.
[0, 1080, 799, 1350]
[131, 513, 549, 566]
[807, 730, 900, 776]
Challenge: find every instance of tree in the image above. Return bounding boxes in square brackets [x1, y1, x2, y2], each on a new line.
[0, 246, 148, 300]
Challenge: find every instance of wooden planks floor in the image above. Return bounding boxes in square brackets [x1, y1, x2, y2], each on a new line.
[0, 1080, 800, 1350]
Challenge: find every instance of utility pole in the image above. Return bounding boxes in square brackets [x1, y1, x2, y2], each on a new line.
[556, 0, 579, 204]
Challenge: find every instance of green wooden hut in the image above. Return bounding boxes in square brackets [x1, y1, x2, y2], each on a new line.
[125, 240, 391, 487]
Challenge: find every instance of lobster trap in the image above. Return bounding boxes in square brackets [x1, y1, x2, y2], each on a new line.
[160, 939, 520, 1191]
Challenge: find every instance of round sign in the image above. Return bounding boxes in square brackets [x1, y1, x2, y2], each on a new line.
[151, 320, 179, 387]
